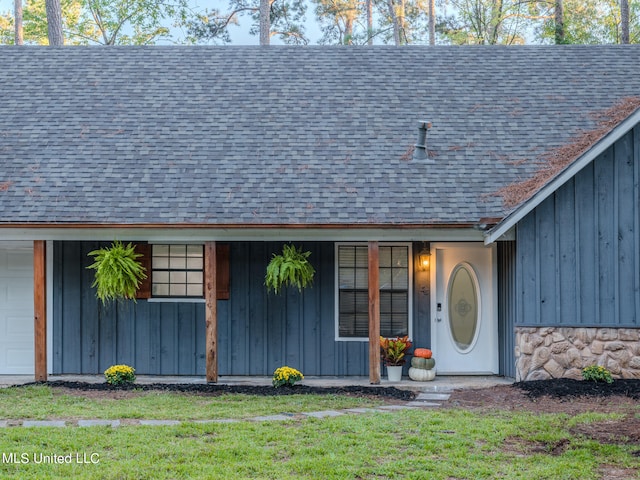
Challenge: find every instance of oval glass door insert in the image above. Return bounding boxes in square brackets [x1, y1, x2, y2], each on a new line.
[447, 263, 480, 351]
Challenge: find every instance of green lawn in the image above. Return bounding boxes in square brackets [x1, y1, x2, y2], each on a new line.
[0, 387, 638, 479]
[0, 385, 383, 420]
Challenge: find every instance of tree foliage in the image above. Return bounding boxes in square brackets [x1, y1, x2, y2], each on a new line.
[186, 0, 308, 44]
[0, 0, 189, 44]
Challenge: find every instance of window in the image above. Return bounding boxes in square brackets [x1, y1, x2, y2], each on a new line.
[336, 244, 410, 339]
[151, 244, 204, 297]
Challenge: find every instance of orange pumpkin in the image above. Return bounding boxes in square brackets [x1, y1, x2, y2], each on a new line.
[413, 348, 432, 359]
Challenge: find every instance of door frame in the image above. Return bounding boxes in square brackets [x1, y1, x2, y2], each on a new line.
[429, 242, 499, 374]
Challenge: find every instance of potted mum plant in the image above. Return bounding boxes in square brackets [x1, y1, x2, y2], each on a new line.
[380, 336, 412, 382]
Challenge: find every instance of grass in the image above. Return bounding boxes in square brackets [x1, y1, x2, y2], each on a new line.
[0, 385, 384, 420]
[0, 387, 637, 479]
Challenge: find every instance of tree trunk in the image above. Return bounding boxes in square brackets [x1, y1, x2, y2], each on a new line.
[428, 0, 435, 45]
[259, 0, 270, 45]
[387, 0, 401, 45]
[554, 0, 564, 44]
[45, 0, 64, 45]
[14, 0, 23, 45]
[620, 0, 630, 44]
[366, 0, 373, 45]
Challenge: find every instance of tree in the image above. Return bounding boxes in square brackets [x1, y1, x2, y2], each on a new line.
[76, 0, 189, 45]
[621, 0, 630, 42]
[45, 0, 63, 44]
[437, 0, 528, 44]
[0, 0, 189, 45]
[260, 0, 269, 44]
[186, 0, 307, 45]
[531, 0, 639, 44]
[554, 0, 564, 43]
[15, 0, 23, 44]
[428, 0, 435, 44]
[314, 0, 361, 44]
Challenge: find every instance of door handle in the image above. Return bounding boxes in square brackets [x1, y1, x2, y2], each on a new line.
[436, 317, 442, 323]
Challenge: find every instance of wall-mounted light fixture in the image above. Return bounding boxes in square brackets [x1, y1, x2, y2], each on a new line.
[418, 243, 430, 271]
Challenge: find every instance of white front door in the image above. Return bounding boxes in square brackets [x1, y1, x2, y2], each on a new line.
[431, 243, 498, 374]
[0, 244, 34, 374]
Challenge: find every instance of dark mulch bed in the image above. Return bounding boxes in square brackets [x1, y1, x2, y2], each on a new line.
[515, 378, 640, 400]
[22, 381, 416, 401]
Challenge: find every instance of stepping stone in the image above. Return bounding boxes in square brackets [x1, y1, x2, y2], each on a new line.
[377, 405, 417, 411]
[405, 401, 442, 408]
[77, 420, 120, 428]
[303, 410, 344, 419]
[194, 419, 239, 424]
[22, 420, 66, 427]
[0, 420, 7, 428]
[344, 408, 379, 414]
[416, 393, 450, 401]
[251, 414, 292, 422]
[139, 420, 181, 426]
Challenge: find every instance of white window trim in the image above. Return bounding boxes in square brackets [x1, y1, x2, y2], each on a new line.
[334, 242, 413, 342]
[147, 298, 206, 304]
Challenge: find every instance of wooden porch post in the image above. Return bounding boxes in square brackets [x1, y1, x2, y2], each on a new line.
[33, 240, 47, 382]
[368, 241, 381, 384]
[204, 241, 218, 383]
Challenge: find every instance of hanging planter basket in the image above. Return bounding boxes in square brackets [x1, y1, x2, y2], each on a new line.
[265, 244, 315, 294]
[87, 240, 147, 304]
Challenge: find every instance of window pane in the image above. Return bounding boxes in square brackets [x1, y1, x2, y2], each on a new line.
[379, 247, 392, 268]
[170, 271, 186, 284]
[187, 257, 203, 270]
[339, 246, 355, 267]
[153, 283, 169, 296]
[355, 246, 368, 266]
[187, 271, 202, 284]
[170, 244, 186, 257]
[170, 284, 187, 296]
[186, 245, 203, 257]
[170, 256, 186, 270]
[392, 247, 408, 268]
[392, 268, 408, 290]
[380, 268, 392, 290]
[154, 244, 169, 256]
[152, 271, 169, 284]
[354, 268, 367, 289]
[153, 256, 169, 269]
[339, 268, 355, 289]
[187, 284, 203, 296]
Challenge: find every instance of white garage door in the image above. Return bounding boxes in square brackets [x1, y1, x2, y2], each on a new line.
[0, 244, 34, 374]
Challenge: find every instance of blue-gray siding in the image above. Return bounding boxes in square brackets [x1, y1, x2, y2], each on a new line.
[498, 241, 516, 378]
[53, 241, 431, 376]
[515, 125, 640, 327]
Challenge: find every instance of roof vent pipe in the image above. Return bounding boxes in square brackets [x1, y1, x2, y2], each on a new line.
[413, 121, 432, 161]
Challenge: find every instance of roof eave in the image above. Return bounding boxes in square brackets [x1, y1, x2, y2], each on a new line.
[485, 107, 640, 245]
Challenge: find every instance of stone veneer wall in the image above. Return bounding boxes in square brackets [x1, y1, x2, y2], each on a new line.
[515, 327, 640, 381]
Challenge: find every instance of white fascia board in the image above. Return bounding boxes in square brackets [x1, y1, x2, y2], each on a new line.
[0, 226, 485, 243]
[485, 108, 640, 245]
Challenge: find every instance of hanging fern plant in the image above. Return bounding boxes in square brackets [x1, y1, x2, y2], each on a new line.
[87, 240, 147, 304]
[265, 244, 315, 294]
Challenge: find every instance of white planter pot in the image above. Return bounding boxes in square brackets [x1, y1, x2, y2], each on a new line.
[386, 365, 403, 382]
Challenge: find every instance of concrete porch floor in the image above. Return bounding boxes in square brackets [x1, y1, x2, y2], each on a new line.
[0, 375, 513, 392]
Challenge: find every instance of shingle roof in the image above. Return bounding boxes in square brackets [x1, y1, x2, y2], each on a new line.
[1, 45, 639, 226]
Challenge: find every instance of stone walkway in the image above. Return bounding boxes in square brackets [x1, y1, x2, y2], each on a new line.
[0, 392, 450, 428]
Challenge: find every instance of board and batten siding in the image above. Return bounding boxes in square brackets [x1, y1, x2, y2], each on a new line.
[53, 241, 430, 376]
[515, 126, 640, 328]
[497, 241, 516, 378]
